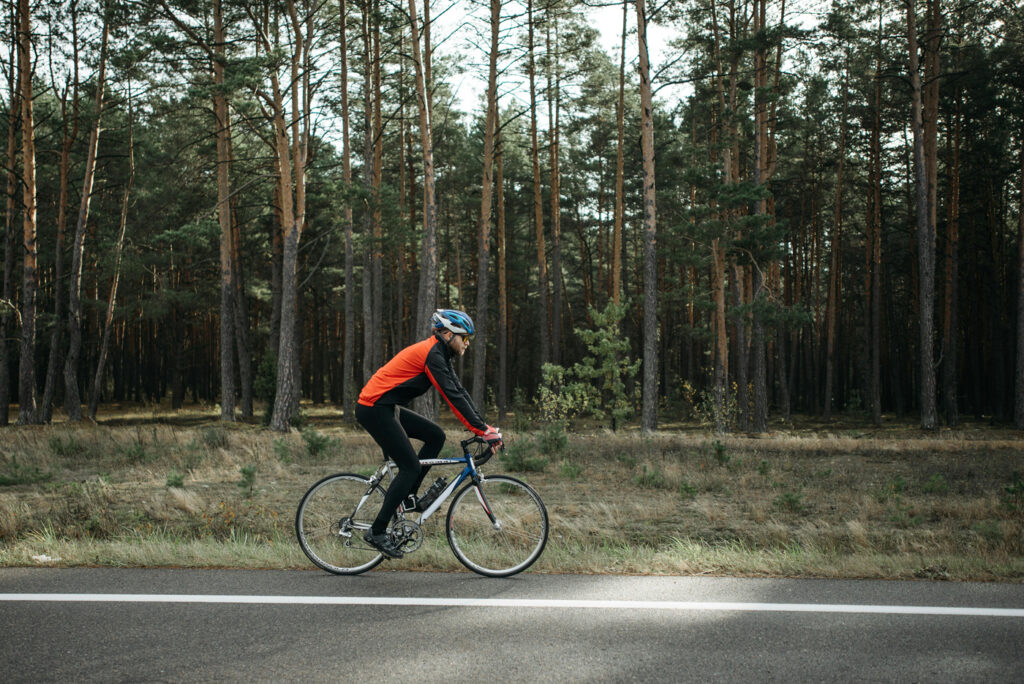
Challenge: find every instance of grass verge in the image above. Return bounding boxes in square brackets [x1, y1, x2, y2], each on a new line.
[1, 419, 1022, 580]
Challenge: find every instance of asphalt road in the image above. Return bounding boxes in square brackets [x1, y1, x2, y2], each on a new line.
[2, 568, 1023, 682]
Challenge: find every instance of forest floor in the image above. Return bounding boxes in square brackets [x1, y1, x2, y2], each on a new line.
[0, 403, 1022, 581]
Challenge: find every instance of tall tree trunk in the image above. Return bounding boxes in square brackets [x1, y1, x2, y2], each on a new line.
[496, 117, 508, 421]
[712, 239, 728, 433]
[230, 197, 253, 418]
[16, 0, 38, 425]
[88, 84, 134, 421]
[943, 91, 961, 427]
[267, 0, 311, 431]
[214, 0, 235, 421]
[824, 72, 848, 421]
[360, 1, 374, 384]
[1016, 131, 1024, 429]
[1, 24, 19, 426]
[410, 0, 438, 335]
[869, 7, 883, 425]
[731, 261, 749, 429]
[612, 0, 626, 305]
[709, 0, 732, 432]
[547, 14, 563, 366]
[472, 0, 501, 410]
[65, 16, 108, 422]
[340, 0, 355, 422]
[907, 0, 937, 429]
[527, 0, 550, 370]
[371, 0, 383, 370]
[41, 8, 80, 423]
[637, 0, 658, 432]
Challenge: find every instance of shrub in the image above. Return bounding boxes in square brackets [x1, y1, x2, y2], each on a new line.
[48, 435, 94, 459]
[774, 490, 806, 513]
[238, 465, 257, 497]
[301, 429, 336, 459]
[534, 304, 640, 428]
[0, 456, 53, 486]
[633, 465, 668, 490]
[679, 480, 698, 499]
[201, 427, 230, 450]
[712, 440, 730, 466]
[499, 443, 547, 473]
[274, 438, 295, 464]
[536, 364, 594, 422]
[166, 470, 185, 488]
[1004, 472, 1024, 512]
[120, 442, 154, 464]
[559, 460, 584, 481]
[537, 422, 568, 456]
[922, 473, 949, 494]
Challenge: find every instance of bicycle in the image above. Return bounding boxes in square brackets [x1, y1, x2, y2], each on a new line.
[295, 435, 549, 577]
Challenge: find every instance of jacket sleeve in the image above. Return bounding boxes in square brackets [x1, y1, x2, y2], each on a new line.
[424, 343, 487, 434]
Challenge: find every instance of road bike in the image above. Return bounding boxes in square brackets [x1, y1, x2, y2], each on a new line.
[295, 435, 549, 577]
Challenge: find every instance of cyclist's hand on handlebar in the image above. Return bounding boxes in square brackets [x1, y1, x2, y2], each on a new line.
[483, 425, 503, 451]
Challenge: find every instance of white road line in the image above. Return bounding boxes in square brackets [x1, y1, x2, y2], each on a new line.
[1, 594, 1023, 617]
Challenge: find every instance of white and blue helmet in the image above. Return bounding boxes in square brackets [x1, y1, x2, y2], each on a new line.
[431, 309, 475, 336]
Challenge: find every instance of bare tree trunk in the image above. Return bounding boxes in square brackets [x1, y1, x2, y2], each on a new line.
[943, 90, 961, 427]
[340, 0, 355, 422]
[65, 16, 108, 422]
[16, 0, 38, 424]
[230, 199, 253, 418]
[547, 14, 563, 366]
[88, 84, 134, 421]
[709, 0, 731, 433]
[496, 118, 508, 421]
[214, 0, 235, 421]
[41, 8, 80, 422]
[907, 0, 937, 429]
[360, 1, 374, 384]
[731, 261, 749, 429]
[472, 0, 501, 409]
[612, 0, 626, 305]
[264, 0, 312, 431]
[869, 6, 883, 425]
[637, 0, 658, 432]
[1, 22, 20, 426]
[410, 0, 438, 336]
[1017, 131, 1024, 429]
[712, 239, 728, 433]
[824, 72, 848, 421]
[371, 0, 383, 370]
[527, 0, 549, 369]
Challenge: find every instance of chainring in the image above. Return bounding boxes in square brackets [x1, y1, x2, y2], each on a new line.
[389, 518, 423, 553]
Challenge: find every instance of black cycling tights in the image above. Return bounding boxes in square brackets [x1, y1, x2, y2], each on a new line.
[355, 403, 446, 534]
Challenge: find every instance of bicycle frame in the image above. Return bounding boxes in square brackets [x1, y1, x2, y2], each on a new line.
[366, 435, 496, 527]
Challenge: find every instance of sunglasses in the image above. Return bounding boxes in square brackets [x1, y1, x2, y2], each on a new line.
[460, 334, 473, 343]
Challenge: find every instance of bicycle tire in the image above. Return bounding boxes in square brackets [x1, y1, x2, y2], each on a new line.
[295, 472, 386, 575]
[445, 475, 549, 577]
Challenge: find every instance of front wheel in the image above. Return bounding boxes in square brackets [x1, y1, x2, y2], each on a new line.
[445, 475, 549, 577]
[295, 473, 385, 574]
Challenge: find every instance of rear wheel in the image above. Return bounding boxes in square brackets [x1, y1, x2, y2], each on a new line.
[295, 473, 385, 574]
[445, 475, 549, 577]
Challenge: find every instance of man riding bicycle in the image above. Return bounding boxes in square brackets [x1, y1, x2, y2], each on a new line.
[355, 308, 503, 559]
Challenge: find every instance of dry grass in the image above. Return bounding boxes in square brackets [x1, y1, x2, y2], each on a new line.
[1, 414, 1023, 580]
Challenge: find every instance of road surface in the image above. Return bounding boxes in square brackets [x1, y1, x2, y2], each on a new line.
[2, 568, 1022, 682]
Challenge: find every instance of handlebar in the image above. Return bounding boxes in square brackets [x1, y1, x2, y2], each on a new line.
[461, 435, 501, 467]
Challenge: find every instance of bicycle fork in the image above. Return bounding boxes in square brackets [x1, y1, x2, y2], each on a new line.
[471, 477, 502, 531]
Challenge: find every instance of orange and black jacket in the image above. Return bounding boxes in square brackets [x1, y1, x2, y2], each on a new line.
[358, 334, 487, 435]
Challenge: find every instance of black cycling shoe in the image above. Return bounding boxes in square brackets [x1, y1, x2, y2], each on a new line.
[363, 530, 404, 559]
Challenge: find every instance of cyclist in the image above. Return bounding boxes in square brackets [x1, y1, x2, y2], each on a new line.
[355, 308, 503, 559]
